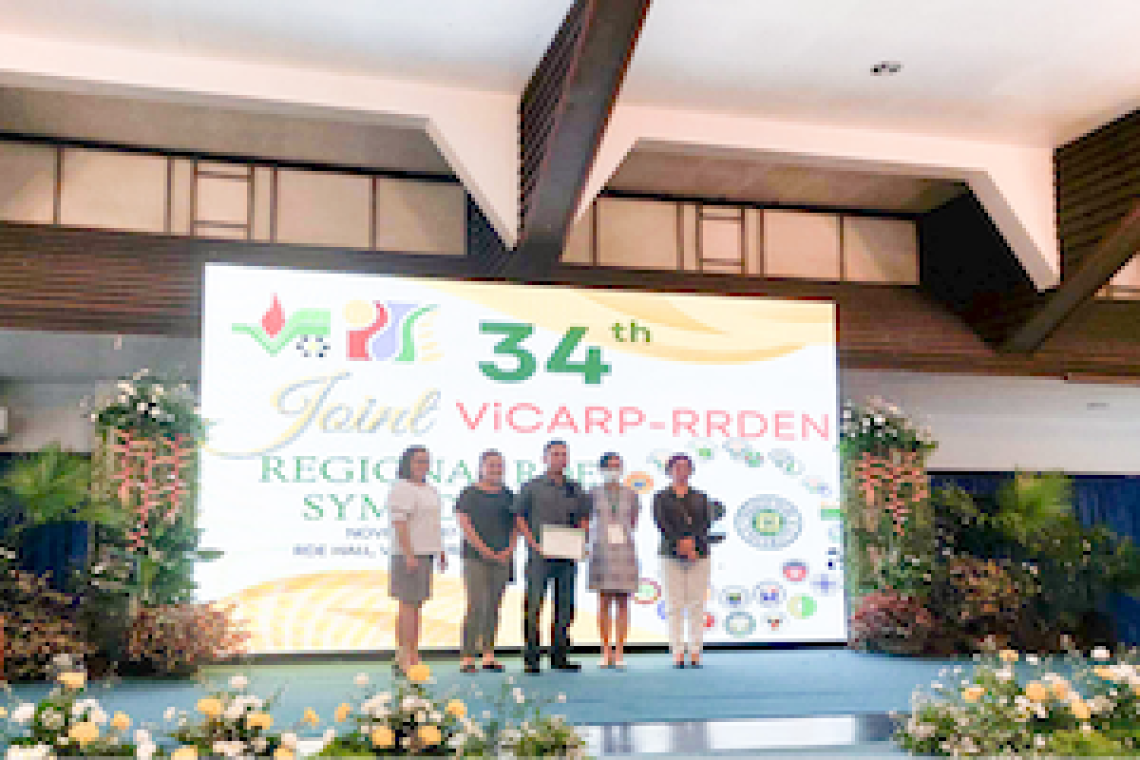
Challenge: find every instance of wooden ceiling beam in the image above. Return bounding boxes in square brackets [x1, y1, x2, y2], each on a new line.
[497, 0, 652, 280]
[1003, 202, 1140, 353]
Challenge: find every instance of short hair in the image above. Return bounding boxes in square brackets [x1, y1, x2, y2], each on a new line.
[544, 440, 568, 454]
[478, 449, 504, 478]
[397, 445, 430, 481]
[666, 453, 693, 472]
[599, 451, 622, 469]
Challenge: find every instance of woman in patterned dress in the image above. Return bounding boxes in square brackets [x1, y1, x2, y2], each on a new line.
[588, 452, 640, 670]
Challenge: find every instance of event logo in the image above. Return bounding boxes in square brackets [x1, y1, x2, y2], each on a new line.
[735, 494, 803, 551]
[788, 594, 818, 620]
[634, 578, 663, 605]
[718, 586, 751, 608]
[782, 560, 809, 583]
[344, 300, 439, 363]
[232, 294, 332, 357]
[754, 581, 786, 607]
[725, 611, 757, 638]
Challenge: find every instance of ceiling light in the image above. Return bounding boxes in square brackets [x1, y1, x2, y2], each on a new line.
[870, 61, 903, 76]
[1086, 402, 1110, 411]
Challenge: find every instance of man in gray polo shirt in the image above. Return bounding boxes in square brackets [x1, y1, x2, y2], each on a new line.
[512, 440, 592, 673]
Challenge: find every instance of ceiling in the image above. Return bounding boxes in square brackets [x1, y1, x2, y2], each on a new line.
[1, 1, 1139, 145]
[607, 149, 968, 213]
[0, 86, 453, 175]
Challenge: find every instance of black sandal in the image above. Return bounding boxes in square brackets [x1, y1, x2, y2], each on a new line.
[460, 662, 480, 674]
[482, 662, 505, 672]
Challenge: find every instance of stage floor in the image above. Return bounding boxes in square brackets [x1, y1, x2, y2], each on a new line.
[8, 648, 947, 755]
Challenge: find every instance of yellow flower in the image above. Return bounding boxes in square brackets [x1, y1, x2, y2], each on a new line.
[962, 686, 985, 703]
[371, 726, 395, 748]
[998, 649, 1019, 663]
[302, 708, 319, 726]
[1050, 681, 1071, 701]
[1093, 666, 1116, 681]
[68, 721, 100, 746]
[171, 747, 198, 760]
[246, 712, 274, 731]
[111, 712, 131, 731]
[417, 724, 442, 746]
[445, 699, 466, 719]
[1070, 700, 1092, 720]
[196, 697, 223, 718]
[58, 671, 86, 690]
[334, 703, 352, 723]
[0, 707, 7, 719]
[273, 749, 294, 760]
[406, 662, 431, 683]
[1025, 682, 1051, 702]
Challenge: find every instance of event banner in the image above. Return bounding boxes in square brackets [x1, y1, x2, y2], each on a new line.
[199, 263, 844, 653]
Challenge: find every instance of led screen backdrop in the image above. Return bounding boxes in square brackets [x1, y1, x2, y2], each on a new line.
[199, 263, 844, 652]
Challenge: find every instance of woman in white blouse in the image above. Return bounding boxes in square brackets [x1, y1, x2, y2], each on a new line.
[387, 445, 445, 674]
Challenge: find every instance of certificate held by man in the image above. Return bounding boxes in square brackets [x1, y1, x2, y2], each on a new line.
[541, 525, 587, 561]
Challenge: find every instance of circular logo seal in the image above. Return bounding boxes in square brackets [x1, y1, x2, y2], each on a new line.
[689, 439, 717, 462]
[634, 578, 662, 605]
[648, 449, 674, 473]
[768, 448, 804, 477]
[753, 581, 786, 607]
[744, 450, 766, 468]
[762, 612, 787, 633]
[735, 495, 803, 551]
[725, 611, 757, 638]
[723, 438, 753, 461]
[718, 586, 751, 608]
[782, 560, 809, 583]
[788, 594, 818, 620]
[801, 477, 833, 498]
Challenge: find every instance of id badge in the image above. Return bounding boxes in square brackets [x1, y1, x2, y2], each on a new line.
[607, 523, 627, 545]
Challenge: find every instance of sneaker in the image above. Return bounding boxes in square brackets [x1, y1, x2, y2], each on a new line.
[524, 662, 541, 675]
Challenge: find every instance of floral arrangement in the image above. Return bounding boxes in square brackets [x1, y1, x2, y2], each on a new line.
[894, 644, 1140, 756]
[319, 664, 587, 758]
[848, 590, 935, 655]
[125, 604, 249, 676]
[88, 370, 203, 442]
[0, 549, 93, 682]
[839, 397, 936, 459]
[1, 666, 143, 757]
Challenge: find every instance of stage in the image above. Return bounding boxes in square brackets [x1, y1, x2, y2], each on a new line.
[6, 648, 955, 756]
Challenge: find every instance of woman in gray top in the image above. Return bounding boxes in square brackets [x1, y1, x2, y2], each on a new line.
[455, 450, 517, 673]
[588, 452, 640, 670]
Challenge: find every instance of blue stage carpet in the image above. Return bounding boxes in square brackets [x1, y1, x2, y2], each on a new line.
[7, 649, 955, 730]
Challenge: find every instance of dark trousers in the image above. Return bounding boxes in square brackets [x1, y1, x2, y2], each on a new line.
[523, 557, 577, 665]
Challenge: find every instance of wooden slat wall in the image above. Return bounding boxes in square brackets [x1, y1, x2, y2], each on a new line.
[2, 222, 1140, 377]
[1057, 108, 1140, 276]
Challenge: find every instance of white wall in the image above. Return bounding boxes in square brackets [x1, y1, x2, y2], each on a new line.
[842, 369, 1140, 474]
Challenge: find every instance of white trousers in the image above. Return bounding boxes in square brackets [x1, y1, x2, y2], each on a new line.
[662, 556, 711, 658]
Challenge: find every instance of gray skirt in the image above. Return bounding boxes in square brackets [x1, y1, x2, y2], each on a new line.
[389, 554, 434, 604]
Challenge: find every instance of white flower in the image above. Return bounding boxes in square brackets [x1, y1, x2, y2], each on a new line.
[136, 741, 157, 760]
[136, 402, 148, 413]
[12, 703, 35, 724]
[163, 707, 177, 722]
[251, 738, 268, 753]
[281, 732, 298, 749]
[1092, 646, 1111, 660]
[227, 674, 248, 692]
[322, 728, 336, 743]
[512, 687, 525, 704]
[354, 672, 369, 687]
[557, 693, 567, 703]
[1026, 654, 1040, 665]
[429, 711, 442, 723]
[90, 708, 108, 725]
[996, 668, 1014, 683]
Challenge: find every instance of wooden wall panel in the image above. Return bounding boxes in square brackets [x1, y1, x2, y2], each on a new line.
[2, 222, 1140, 377]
